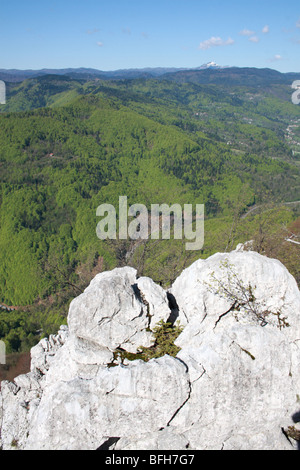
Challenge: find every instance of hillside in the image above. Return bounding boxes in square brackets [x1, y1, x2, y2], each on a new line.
[0, 67, 300, 354]
[159, 66, 299, 86]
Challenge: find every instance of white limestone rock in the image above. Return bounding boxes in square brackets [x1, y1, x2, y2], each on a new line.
[169, 251, 300, 450]
[25, 355, 190, 450]
[67, 267, 156, 355]
[0, 326, 69, 450]
[114, 427, 190, 450]
[170, 251, 300, 337]
[30, 325, 69, 375]
[137, 276, 171, 327]
[1, 251, 300, 450]
[0, 267, 175, 450]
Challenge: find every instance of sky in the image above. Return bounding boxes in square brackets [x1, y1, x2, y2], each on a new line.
[1, 0, 300, 73]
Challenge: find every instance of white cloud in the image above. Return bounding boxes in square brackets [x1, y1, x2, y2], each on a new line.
[96, 41, 104, 47]
[239, 29, 255, 36]
[297, 18, 300, 28]
[269, 54, 283, 62]
[262, 25, 269, 33]
[198, 36, 234, 50]
[249, 36, 259, 43]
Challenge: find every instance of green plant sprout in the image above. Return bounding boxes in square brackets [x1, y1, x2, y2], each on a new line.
[114, 320, 184, 365]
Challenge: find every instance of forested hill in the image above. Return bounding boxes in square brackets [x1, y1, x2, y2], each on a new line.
[0, 67, 300, 353]
[159, 67, 299, 86]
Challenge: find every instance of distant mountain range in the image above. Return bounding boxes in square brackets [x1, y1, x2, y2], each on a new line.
[0, 64, 298, 87]
[0, 63, 225, 82]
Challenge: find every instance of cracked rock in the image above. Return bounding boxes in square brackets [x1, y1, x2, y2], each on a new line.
[25, 356, 190, 450]
[170, 250, 300, 450]
[68, 267, 155, 355]
[1, 250, 300, 450]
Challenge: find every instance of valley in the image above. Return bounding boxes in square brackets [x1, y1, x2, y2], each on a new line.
[0, 66, 300, 356]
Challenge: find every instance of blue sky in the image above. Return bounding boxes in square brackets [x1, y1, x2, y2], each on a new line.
[1, 0, 300, 72]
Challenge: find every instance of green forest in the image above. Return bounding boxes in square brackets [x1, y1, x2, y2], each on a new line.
[1, 70, 300, 353]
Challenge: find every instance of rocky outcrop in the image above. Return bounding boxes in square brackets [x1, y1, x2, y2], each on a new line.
[1, 251, 300, 450]
[170, 251, 300, 450]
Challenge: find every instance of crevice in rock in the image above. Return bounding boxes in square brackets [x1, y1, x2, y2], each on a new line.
[96, 307, 122, 327]
[131, 283, 143, 303]
[97, 437, 120, 450]
[176, 355, 206, 384]
[166, 292, 179, 324]
[214, 301, 238, 330]
[132, 283, 151, 328]
[200, 303, 208, 324]
[233, 342, 256, 361]
[130, 307, 145, 322]
[166, 382, 192, 427]
[166, 357, 192, 427]
[168, 289, 189, 324]
[281, 427, 295, 448]
[191, 366, 207, 384]
[174, 356, 189, 373]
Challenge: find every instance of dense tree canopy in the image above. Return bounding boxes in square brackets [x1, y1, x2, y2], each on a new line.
[0, 73, 300, 352]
